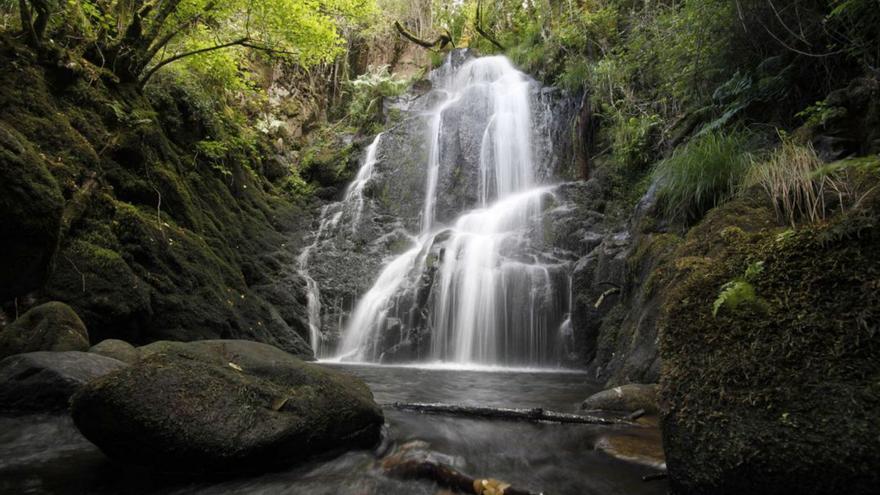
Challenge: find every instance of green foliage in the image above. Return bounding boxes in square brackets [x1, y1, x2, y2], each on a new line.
[610, 112, 661, 173]
[654, 131, 752, 224]
[712, 261, 763, 317]
[796, 100, 848, 128]
[344, 65, 409, 130]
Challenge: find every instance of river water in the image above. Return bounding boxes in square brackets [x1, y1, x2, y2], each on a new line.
[0, 364, 665, 495]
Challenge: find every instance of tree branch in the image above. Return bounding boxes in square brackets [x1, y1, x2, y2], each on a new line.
[475, 0, 504, 51]
[393, 21, 453, 49]
[139, 37, 249, 86]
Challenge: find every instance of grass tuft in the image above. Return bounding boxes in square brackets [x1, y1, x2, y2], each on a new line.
[653, 131, 751, 224]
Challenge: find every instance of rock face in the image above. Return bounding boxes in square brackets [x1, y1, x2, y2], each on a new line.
[89, 339, 139, 364]
[70, 340, 384, 472]
[580, 383, 658, 414]
[0, 351, 126, 412]
[0, 302, 89, 360]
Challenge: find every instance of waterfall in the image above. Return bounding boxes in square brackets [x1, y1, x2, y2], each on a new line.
[296, 134, 383, 358]
[334, 54, 568, 367]
[345, 134, 381, 232]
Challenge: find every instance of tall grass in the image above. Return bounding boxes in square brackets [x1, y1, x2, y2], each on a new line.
[745, 141, 826, 227]
[653, 131, 751, 223]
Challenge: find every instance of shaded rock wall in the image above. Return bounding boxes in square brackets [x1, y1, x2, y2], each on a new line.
[0, 40, 312, 357]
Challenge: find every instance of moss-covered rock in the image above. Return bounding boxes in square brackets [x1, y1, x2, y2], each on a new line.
[0, 302, 89, 359]
[89, 339, 139, 364]
[71, 340, 384, 473]
[659, 205, 880, 494]
[0, 123, 64, 301]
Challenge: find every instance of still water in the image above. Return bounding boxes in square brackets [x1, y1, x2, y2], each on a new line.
[0, 364, 666, 495]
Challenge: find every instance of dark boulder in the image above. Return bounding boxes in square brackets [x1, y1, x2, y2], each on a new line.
[89, 339, 139, 364]
[71, 340, 384, 472]
[0, 302, 89, 360]
[0, 351, 126, 412]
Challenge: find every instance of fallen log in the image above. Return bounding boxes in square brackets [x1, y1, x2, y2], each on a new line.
[387, 402, 636, 426]
[626, 409, 647, 421]
[384, 457, 541, 495]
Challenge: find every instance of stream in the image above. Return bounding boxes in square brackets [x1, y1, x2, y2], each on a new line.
[0, 364, 666, 495]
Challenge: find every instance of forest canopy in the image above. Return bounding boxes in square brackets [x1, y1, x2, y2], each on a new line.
[4, 0, 375, 85]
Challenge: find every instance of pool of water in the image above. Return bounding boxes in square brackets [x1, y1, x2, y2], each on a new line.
[0, 364, 666, 495]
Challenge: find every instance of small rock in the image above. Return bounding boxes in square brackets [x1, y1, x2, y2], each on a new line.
[89, 339, 139, 364]
[581, 383, 658, 414]
[71, 340, 384, 472]
[0, 351, 126, 412]
[0, 302, 89, 360]
[594, 429, 666, 469]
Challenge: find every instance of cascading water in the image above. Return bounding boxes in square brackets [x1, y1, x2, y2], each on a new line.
[333, 55, 571, 366]
[296, 134, 383, 357]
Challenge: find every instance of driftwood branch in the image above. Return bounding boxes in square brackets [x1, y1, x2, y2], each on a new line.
[393, 21, 454, 50]
[388, 402, 636, 426]
[385, 458, 541, 495]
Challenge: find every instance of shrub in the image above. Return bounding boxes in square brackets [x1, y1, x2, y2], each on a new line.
[654, 131, 751, 223]
[610, 111, 661, 173]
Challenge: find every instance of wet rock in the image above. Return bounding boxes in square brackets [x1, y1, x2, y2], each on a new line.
[0, 302, 89, 360]
[581, 383, 658, 414]
[0, 351, 126, 412]
[71, 340, 384, 472]
[594, 427, 665, 469]
[89, 339, 139, 364]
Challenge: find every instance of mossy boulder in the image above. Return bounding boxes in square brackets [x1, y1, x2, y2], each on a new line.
[0, 351, 126, 412]
[70, 340, 383, 472]
[659, 206, 880, 494]
[0, 123, 64, 301]
[0, 302, 89, 359]
[89, 339, 139, 364]
[581, 383, 658, 414]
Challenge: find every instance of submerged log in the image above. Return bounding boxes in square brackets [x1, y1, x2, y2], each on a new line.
[388, 402, 636, 426]
[384, 456, 541, 495]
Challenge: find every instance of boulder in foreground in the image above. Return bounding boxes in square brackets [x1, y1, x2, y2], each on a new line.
[0, 302, 89, 360]
[0, 351, 126, 412]
[70, 340, 384, 472]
